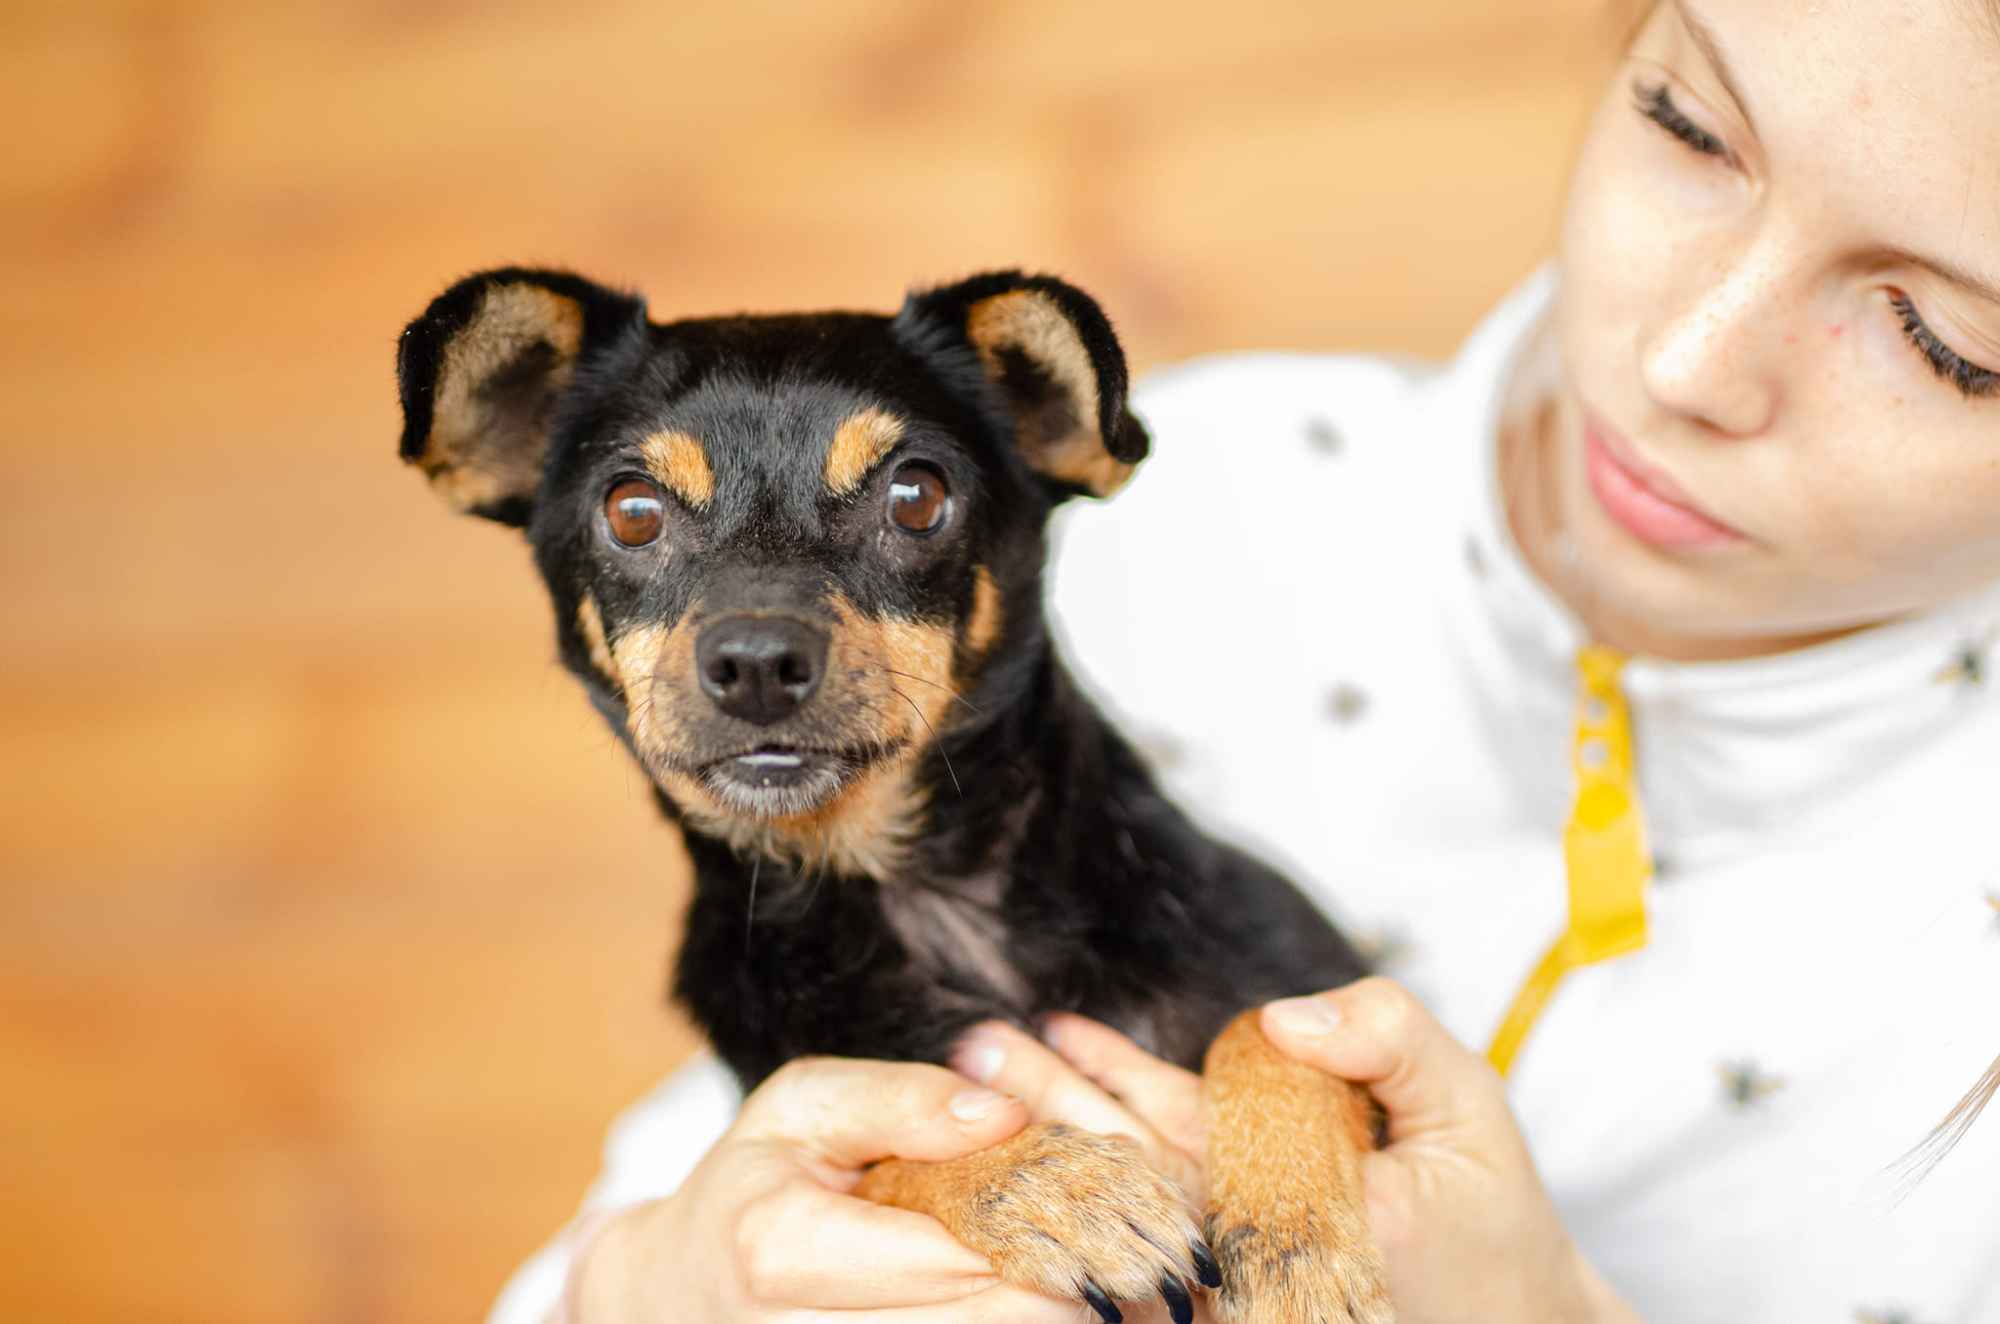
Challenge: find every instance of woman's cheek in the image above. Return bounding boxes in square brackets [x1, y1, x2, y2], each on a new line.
[1816, 319, 2000, 555]
[1560, 111, 1643, 310]
[1785, 430, 2000, 597]
[1560, 127, 1696, 379]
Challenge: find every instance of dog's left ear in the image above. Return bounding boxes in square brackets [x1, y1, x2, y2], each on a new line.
[895, 271, 1149, 499]
[396, 267, 646, 525]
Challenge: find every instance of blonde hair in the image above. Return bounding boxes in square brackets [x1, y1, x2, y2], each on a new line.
[1897, 1056, 2000, 1194]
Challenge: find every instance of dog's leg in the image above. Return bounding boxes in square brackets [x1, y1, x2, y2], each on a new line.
[855, 1119, 1211, 1320]
[1203, 1010, 1393, 1324]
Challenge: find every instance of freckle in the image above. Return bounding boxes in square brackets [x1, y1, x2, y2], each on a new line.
[1827, 324, 1845, 339]
[1785, 333, 1798, 346]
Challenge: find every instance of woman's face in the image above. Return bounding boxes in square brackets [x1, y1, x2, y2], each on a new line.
[1538, 0, 2000, 657]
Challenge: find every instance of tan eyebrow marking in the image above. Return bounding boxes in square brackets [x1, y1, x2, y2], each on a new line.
[639, 429, 715, 509]
[824, 408, 906, 496]
[962, 566, 1004, 665]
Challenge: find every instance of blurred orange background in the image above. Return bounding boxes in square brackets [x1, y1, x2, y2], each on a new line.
[2, 3, 1616, 1320]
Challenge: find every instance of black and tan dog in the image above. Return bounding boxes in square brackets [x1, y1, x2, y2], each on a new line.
[395, 267, 1389, 1323]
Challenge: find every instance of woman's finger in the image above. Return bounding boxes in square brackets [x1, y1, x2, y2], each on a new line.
[856, 1283, 1095, 1323]
[1040, 1013, 1207, 1156]
[951, 1021, 1199, 1192]
[1259, 977, 1506, 1141]
[742, 1179, 1201, 1318]
[732, 1055, 1029, 1183]
[732, 1179, 1003, 1308]
[951, 1021, 1147, 1139]
[738, 1179, 1193, 1318]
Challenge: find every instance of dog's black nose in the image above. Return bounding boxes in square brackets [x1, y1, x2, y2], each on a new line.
[695, 616, 828, 726]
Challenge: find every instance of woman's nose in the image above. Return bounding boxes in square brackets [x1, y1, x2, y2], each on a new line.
[1639, 252, 1787, 438]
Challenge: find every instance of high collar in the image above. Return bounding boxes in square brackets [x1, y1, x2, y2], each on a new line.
[1435, 267, 2000, 868]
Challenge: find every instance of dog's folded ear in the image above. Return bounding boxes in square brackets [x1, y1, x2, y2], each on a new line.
[895, 271, 1150, 500]
[396, 267, 646, 525]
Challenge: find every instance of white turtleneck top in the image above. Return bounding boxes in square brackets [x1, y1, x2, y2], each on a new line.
[493, 270, 2000, 1324]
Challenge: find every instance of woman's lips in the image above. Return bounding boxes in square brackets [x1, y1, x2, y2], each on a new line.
[1581, 418, 1745, 549]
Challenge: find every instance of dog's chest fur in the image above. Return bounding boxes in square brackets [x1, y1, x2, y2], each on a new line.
[877, 870, 1035, 1015]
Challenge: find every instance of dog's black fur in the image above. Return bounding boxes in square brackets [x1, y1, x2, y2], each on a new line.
[395, 265, 1367, 1092]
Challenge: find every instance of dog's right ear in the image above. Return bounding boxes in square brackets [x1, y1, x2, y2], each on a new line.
[396, 268, 646, 525]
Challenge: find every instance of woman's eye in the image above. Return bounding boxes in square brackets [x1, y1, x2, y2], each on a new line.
[1888, 292, 2000, 401]
[1633, 82, 1729, 161]
[886, 462, 950, 535]
[605, 478, 666, 546]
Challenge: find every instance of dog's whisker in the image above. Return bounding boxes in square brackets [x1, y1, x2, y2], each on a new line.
[891, 684, 962, 799]
[744, 852, 762, 953]
[880, 667, 984, 717]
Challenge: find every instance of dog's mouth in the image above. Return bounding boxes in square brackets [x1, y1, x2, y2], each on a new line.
[695, 742, 894, 819]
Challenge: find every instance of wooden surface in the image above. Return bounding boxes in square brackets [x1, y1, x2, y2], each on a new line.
[0, 4, 1614, 1320]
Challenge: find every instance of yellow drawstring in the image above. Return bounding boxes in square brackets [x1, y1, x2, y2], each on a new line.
[1487, 646, 1652, 1076]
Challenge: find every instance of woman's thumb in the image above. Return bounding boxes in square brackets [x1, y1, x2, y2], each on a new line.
[1259, 978, 1507, 1140]
[734, 1056, 1029, 1176]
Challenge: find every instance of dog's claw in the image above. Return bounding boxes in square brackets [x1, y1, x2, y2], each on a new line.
[1161, 1275, 1193, 1324]
[1191, 1241, 1221, 1289]
[1082, 1280, 1123, 1324]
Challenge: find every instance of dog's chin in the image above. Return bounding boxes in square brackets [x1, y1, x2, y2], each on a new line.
[695, 748, 862, 820]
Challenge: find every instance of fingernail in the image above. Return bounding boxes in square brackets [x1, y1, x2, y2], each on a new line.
[953, 1032, 1006, 1085]
[949, 1087, 1012, 1122]
[1267, 996, 1342, 1036]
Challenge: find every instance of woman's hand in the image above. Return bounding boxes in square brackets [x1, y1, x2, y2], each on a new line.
[568, 1055, 1083, 1322]
[965, 983, 1643, 1324]
[1260, 978, 1641, 1324]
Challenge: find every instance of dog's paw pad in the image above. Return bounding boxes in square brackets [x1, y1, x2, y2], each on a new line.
[1206, 1216, 1394, 1324]
[951, 1122, 1205, 1317]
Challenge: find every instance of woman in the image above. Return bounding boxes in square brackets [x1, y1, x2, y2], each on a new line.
[497, 1, 2000, 1319]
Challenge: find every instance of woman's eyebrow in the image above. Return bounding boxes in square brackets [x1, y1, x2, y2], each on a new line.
[1672, 0, 1759, 135]
[1889, 247, 2000, 305]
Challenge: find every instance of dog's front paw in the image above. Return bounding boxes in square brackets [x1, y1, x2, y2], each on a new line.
[1205, 1210, 1393, 1324]
[955, 1122, 1211, 1322]
[861, 1120, 1212, 1322]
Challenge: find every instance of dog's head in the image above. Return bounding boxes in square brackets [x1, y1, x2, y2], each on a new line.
[395, 267, 1147, 875]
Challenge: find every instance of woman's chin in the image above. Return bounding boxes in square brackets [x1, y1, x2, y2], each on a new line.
[1540, 469, 1792, 658]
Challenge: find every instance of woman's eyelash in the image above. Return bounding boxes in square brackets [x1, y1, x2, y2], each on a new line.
[1633, 82, 1728, 160]
[1888, 293, 2000, 400]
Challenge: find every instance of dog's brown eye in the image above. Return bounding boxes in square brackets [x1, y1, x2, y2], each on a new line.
[887, 463, 949, 535]
[606, 479, 665, 547]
